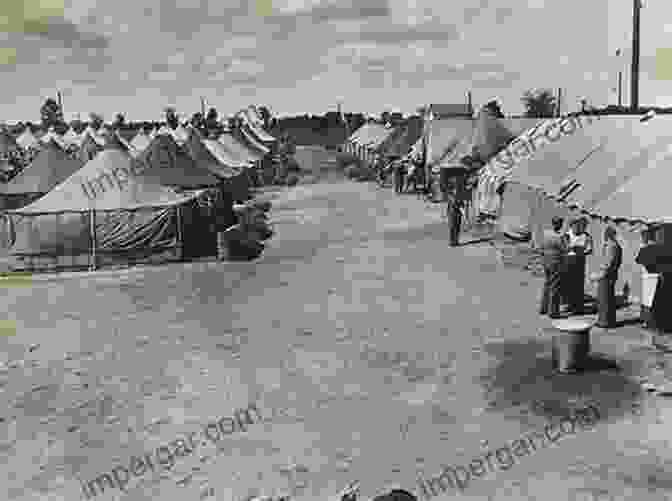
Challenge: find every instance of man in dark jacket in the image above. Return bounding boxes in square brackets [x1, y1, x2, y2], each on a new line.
[539, 216, 568, 318]
[447, 195, 462, 247]
[593, 226, 622, 328]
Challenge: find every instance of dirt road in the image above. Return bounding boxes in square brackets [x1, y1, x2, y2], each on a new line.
[1, 176, 671, 501]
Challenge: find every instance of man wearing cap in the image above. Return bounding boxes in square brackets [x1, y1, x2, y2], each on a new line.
[592, 226, 622, 328]
[540, 216, 568, 318]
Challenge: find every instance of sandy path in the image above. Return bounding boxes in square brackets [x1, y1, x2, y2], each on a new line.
[1, 178, 671, 501]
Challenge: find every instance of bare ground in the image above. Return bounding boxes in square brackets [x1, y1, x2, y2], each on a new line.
[2, 176, 672, 501]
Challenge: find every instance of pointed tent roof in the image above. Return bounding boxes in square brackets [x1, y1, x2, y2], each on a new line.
[10, 148, 204, 213]
[77, 131, 104, 164]
[185, 127, 244, 178]
[218, 133, 263, 163]
[135, 133, 220, 188]
[39, 128, 66, 149]
[130, 129, 151, 155]
[437, 110, 536, 169]
[16, 128, 39, 150]
[0, 139, 83, 194]
[81, 126, 107, 147]
[422, 118, 475, 167]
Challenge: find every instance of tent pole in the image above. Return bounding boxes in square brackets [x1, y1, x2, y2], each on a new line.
[89, 209, 97, 271]
[176, 205, 184, 261]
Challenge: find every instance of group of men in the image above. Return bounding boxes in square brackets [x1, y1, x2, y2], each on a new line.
[539, 216, 622, 328]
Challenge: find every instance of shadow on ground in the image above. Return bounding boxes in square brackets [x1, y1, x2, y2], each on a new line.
[479, 337, 644, 423]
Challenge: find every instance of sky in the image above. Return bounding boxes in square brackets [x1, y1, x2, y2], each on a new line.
[0, 0, 671, 122]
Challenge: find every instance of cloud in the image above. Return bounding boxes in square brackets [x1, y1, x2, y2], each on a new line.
[26, 18, 110, 49]
[302, 1, 391, 23]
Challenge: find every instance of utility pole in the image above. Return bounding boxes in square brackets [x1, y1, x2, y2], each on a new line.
[631, 0, 641, 112]
[618, 71, 623, 108]
[201, 97, 206, 117]
[557, 88, 562, 117]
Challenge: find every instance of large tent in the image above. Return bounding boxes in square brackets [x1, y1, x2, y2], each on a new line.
[585, 142, 672, 224]
[0, 141, 207, 271]
[552, 115, 672, 211]
[185, 128, 250, 202]
[343, 123, 395, 165]
[77, 130, 104, 164]
[483, 115, 672, 245]
[410, 118, 474, 167]
[136, 133, 220, 188]
[476, 113, 672, 304]
[0, 139, 83, 209]
[378, 117, 424, 159]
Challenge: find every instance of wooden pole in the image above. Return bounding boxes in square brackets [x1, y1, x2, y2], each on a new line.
[57, 91, 63, 118]
[557, 88, 562, 117]
[176, 205, 184, 261]
[631, 0, 641, 111]
[89, 209, 96, 271]
[618, 71, 623, 108]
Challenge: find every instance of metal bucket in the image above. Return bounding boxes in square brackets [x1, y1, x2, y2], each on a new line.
[551, 319, 593, 373]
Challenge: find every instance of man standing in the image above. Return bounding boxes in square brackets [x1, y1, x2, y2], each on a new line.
[593, 226, 622, 328]
[540, 216, 568, 318]
[447, 195, 463, 247]
[564, 217, 594, 314]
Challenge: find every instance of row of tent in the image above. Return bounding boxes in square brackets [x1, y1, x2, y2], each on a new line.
[344, 108, 672, 304]
[472, 112, 672, 306]
[341, 113, 541, 174]
[0, 117, 280, 271]
[7, 104, 276, 158]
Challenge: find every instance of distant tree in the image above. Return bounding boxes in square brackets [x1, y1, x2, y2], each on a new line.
[112, 113, 126, 129]
[521, 89, 556, 118]
[40, 97, 63, 130]
[164, 107, 179, 129]
[89, 112, 104, 130]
